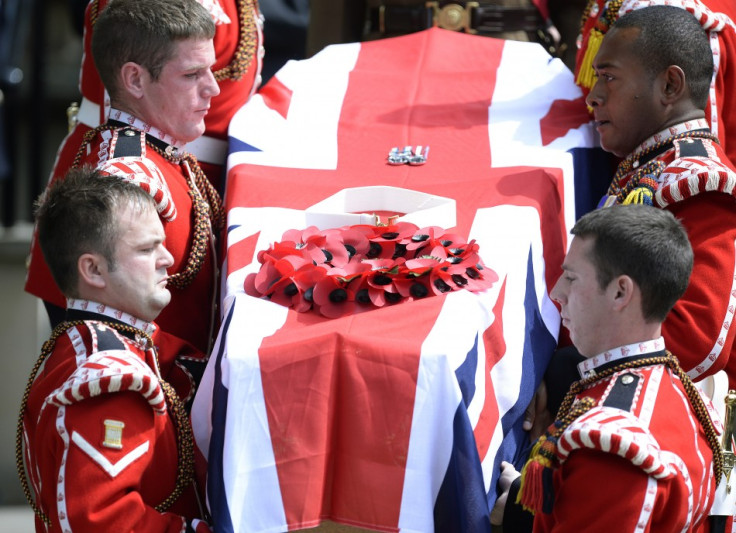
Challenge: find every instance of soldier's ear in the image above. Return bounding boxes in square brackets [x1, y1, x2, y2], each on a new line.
[610, 274, 635, 312]
[78, 252, 107, 290]
[119, 62, 147, 100]
[661, 65, 687, 105]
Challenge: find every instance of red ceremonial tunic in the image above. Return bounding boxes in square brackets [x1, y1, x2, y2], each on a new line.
[22, 300, 211, 533]
[574, 0, 736, 163]
[532, 339, 717, 532]
[25, 110, 219, 354]
[62, 0, 263, 189]
[602, 119, 736, 388]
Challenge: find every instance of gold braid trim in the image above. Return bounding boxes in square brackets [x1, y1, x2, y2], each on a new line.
[17, 321, 195, 525]
[179, 152, 225, 232]
[89, 0, 100, 26]
[72, 125, 223, 291]
[213, 0, 259, 82]
[556, 351, 724, 482]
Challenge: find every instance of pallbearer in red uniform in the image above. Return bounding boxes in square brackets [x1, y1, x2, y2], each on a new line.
[492, 205, 721, 532]
[585, 6, 736, 387]
[63, 0, 263, 190]
[524, 6, 736, 436]
[19, 168, 212, 532]
[574, 0, 736, 163]
[515, 8, 736, 528]
[25, 0, 226, 354]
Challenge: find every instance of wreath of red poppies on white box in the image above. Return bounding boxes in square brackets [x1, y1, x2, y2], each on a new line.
[244, 221, 498, 318]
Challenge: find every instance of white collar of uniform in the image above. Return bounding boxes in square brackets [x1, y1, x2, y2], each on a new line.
[629, 118, 710, 160]
[107, 108, 186, 150]
[66, 298, 157, 338]
[577, 336, 665, 379]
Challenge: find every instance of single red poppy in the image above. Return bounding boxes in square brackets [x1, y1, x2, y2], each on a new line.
[313, 275, 356, 318]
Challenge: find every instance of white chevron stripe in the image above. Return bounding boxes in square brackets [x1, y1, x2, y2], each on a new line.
[71, 431, 150, 478]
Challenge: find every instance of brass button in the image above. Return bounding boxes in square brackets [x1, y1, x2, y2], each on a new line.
[438, 4, 465, 32]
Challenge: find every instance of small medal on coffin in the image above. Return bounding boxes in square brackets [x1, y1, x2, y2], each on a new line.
[387, 145, 429, 166]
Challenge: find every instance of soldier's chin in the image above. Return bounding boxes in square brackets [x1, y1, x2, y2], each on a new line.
[598, 137, 628, 160]
[156, 291, 173, 313]
[182, 122, 207, 143]
[569, 332, 590, 357]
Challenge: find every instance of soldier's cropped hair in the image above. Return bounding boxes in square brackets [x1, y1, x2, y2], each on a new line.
[92, 0, 215, 101]
[34, 167, 155, 298]
[612, 6, 713, 110]
[571, 205, 693, 322]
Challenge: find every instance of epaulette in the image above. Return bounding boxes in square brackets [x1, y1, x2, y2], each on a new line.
[45, 344, 166, 415]
[91, 320, 134, 352]
[112, 128, 144, 158]
[673, 137, 712, 159]
[555, 406, 676, 480]
[654, 139, 736, 207]
[601, 371, 640, 411]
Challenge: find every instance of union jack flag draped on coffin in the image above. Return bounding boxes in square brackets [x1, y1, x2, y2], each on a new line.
[191, 28, 604, 533]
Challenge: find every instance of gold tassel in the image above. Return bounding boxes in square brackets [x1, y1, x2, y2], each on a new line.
[576, 29, 604, 90]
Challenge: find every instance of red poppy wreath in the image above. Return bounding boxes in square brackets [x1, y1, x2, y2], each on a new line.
[244, 221, 499, 318]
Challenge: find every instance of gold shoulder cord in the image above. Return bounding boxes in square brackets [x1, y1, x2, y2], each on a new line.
[16, 321, 195, 525]
[214, 0, 259, 82]
[89, 0, 100, 26]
